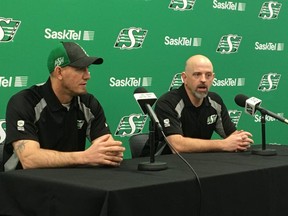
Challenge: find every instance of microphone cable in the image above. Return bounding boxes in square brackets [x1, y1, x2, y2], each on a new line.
[159, 130, 203, 216]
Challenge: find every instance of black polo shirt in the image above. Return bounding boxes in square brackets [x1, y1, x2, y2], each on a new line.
[143, 84, 236, 155]
[4, 78, 111, 170]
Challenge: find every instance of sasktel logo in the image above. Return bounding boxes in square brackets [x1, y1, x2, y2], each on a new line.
[216, 34, 242, 54]
[44, 28, 95, 41]
[168, 0, 197, 11]
[258, 73, 281, 92]
[228, 110, 242, 127]
[213, 0, 246, 11]
[213, 77, 245, 87]
[164, 36, 202, 47]
[168, 74, 245, 89]
[0, 76, 28, 87]
[109, 76, 152, 87]
[255, 41, 284, 51]
[254, 113, 284, 123]
[114, 27, 148, 50]
[258, 1, 281, 20]
[0, 119, 5, 144]
[0, 17, 21, 42]
[114, 114, 148, 136]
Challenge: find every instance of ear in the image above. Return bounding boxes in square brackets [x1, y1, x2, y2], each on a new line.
[54, 66, 63, 80]
[181, 71, 187, 83]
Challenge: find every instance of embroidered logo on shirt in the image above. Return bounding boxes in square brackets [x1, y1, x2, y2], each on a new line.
[17, 120, 25, 131]
[77, 120, 84, 129]
[207, 115, 217, 125]
[163, 118, 170, 127]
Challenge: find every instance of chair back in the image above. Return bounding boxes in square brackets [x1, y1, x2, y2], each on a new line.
[0, 140, 4, 172]
[129, 133, 149, 158]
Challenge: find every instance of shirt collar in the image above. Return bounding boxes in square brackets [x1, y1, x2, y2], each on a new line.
[41, 78, 77, 112]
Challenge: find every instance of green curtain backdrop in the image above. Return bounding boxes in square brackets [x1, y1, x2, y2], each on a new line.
[1, 0, 287, 159]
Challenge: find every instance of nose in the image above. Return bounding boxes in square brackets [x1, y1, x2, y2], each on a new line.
[83, 68, 91, 80]
[200, 74, 207, 82]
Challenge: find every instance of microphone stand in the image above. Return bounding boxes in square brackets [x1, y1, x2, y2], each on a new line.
[138, 105, 168, 171]
[251, 112, 277, 156]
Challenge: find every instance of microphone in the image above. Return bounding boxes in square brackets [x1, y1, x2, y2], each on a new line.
[133, 87, 167, 171]
[133, 89, 203, 205]
[133, 87, 163, 131]
[235, 93, 280, 156]
[234, 94, 288, 124]
[133, 87, 157, 114]
[245, 97, 262, 116]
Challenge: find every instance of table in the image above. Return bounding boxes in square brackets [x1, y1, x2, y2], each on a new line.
[1, 144, 288, 216]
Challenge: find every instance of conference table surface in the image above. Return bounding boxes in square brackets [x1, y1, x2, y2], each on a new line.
[1, 144, 288, 216]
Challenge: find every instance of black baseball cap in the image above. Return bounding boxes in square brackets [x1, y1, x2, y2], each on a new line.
[47, 42, 103, 72]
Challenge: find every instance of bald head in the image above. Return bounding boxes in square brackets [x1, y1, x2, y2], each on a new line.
[185, 55, 213, 73]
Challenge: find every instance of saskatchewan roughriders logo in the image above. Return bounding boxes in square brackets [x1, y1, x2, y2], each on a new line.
[169, 73, 183, 91]
[228, 110, 242, 127]
[114, 114, 148, 137]
[0, 119, 6, 144]
[258, 1, 282, 20]
[168, 0, 197, 11]
[258, 73, 281, 92]
[0, 17, 21, 42]
[216, 34, 242, 54]
[114, 27, 148, 50]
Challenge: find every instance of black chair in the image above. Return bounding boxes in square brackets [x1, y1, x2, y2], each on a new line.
[0, 140, 4, 172]
[128, 133, 149, 158]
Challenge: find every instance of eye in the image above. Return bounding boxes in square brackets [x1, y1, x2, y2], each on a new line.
[206, 73, 213, 79]
[192, 72, 201, 78]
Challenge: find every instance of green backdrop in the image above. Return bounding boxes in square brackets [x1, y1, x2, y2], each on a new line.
[1, 0, 287, 159]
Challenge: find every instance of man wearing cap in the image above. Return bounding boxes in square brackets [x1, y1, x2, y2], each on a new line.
[3, 42, 125, 171]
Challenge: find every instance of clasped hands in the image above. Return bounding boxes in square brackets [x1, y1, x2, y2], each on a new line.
[225, 130, 254, 152]
[85, 134, 125, 167]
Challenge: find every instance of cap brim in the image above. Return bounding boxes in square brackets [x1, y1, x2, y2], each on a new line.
[69, 56, 103, 68]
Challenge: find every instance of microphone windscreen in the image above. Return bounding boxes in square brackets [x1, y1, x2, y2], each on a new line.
[133, 88, 157, 114]
[234, 94, 249, 107]
[134, 87, 148, 94]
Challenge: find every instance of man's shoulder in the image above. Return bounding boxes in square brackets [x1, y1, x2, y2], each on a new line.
[78, 92, 96, 101]
[159, 88, 182, 100]
[156, 88, 183, 108]
[78, 93, 100, 107]
[208, 91, 221, 98]
[207, 92, 225, 104]
[9, 85, 42, 103]
[6, 85, 44, 117]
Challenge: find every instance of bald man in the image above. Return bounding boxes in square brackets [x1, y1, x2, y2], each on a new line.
[142, 54, 253, 156]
